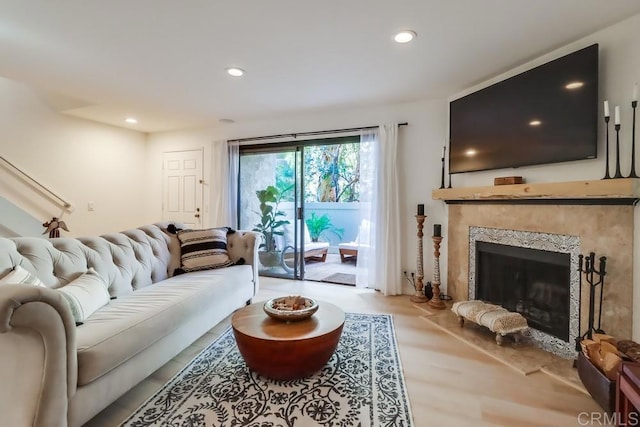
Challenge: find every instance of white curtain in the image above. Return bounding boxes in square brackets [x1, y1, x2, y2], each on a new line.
[211, 140, 240, 227]
[355, 124, 402, 295]
[227, 142, 240, 227]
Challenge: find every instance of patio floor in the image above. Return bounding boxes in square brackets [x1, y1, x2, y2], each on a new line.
[303, 252, 357, 285]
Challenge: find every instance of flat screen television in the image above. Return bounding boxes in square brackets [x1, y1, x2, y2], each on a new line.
[449, 44, 598, 174]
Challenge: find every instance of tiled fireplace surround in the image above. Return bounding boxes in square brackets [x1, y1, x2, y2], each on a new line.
[447, 203, 634, 357]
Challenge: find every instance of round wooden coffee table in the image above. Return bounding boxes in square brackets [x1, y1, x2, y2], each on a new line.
[231, 300, 345, 380]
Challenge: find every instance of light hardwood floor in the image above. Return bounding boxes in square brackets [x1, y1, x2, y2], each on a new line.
[85, 277, 606, 427]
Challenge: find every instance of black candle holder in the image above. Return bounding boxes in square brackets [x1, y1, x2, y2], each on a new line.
[614, 123, 623, 178]
[439, 146, 446, 189]
[603, 116, 611, 179]
[629, 100, 638, 178]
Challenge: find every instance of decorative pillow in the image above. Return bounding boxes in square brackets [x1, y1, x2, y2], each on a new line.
[177, 228, 234, 272]
[0, 265, 46, 287]
[57, 268, 110, 324]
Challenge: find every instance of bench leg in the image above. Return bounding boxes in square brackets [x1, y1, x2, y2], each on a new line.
[496, 333, 504, 346]
[457, 316, 465, 327]
[513, 332, 525, 345]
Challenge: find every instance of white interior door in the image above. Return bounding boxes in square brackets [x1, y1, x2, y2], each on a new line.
[162, 149, 203, 229]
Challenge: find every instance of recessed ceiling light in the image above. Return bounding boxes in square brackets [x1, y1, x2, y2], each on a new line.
[529, 120, 542, 126]
[465, 149, 477, 157]
[394, 30, 417, 44]
[565, 81, 584, 90]
[125, 117, 137, 124]
[226, 67, 245, 77]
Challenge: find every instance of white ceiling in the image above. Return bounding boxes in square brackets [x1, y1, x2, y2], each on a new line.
[2, 1, 640, 133]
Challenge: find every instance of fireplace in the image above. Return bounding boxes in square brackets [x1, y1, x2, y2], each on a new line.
[469, 227, 581, 358]
[442, 199, 633, 359]
[475, 241, 570, 341]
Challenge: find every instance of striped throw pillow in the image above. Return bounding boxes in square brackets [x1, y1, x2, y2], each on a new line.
[0, 265, 46, 287]
[177, 228, 234, 272]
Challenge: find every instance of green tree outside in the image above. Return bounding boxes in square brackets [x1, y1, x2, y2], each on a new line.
[274, 143, 360, 203]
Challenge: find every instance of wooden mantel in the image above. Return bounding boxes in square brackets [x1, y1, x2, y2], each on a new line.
[432, 178, 640, 202]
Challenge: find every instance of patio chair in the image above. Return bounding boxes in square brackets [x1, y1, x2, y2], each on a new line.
[281, 223, 329, 263]
[338, 219, 370, 263]
[338, 242, 358, 263]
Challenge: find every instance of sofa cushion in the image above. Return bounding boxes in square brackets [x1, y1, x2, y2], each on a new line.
[177, 228, 234, 272]
[74, 265, 253, 385]
[57, 268, 110, 323]
[0, 265, 45, 287]
[160, 228, 182, 277]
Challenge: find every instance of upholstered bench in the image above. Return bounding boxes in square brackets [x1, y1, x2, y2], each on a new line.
[452, 300, 528, 345]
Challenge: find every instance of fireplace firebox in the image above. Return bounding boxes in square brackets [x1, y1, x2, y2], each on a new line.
[475, 241, 571, 342]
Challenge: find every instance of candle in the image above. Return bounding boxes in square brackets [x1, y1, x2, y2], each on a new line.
[615, 106, 621, 125]
[634, 84, 638, 102]
[434, 224, 441, 237]
[417, 204, 424, 216]
[604, 100, 610, 118]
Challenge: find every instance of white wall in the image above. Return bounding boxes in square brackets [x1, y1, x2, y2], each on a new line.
[0, 77, 150, 237]
[147, 99, 447, 295]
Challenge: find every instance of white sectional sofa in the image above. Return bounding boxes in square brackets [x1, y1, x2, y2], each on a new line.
[0, 223, 259, 427]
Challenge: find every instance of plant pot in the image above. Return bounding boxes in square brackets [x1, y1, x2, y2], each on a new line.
[259, 251, 282, 268]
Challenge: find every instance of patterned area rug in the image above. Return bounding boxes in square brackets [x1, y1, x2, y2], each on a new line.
[122, 313, 413, 427]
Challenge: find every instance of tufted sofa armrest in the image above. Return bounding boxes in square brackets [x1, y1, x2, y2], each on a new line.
[0, 285, 77, 427]
[227, 231, 260, 294]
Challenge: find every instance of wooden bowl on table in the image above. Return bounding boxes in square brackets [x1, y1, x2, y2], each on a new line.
[263, 295, 319, 322]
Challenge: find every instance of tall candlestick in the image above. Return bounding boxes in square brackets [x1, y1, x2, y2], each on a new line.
[603, 115, 611, 179]
[410, 215, 428, 303]
[630, 96, 638, 178]
[440, 146, 446, 189]
[614, 123, 623, 178]
[428, 236, 446, 310]
[604, 100, 610, 118]
[615, 106, 621, 125]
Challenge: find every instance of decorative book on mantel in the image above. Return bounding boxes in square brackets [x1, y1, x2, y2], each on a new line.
[494, 176, 523, 186]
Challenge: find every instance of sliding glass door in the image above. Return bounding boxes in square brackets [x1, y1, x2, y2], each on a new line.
[238, 136, 361, 283]
[238, 147, 305, 279]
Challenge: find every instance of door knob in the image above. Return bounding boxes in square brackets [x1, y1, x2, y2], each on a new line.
[194, 213, 200, 218]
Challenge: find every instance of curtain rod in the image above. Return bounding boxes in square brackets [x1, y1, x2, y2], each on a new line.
[227, 122, 408, 144]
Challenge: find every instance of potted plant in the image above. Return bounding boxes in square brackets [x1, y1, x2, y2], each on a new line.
[252, 185, 290, 267]
[305, 212, 344, 242]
